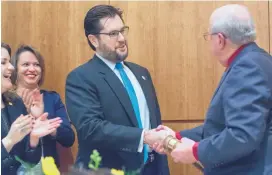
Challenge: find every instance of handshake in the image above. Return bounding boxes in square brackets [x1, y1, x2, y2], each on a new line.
[143, 125, 199, 165]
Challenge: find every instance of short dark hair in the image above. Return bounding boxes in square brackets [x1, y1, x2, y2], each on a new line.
[11, 45, 45, 86]
[84, 5, 124, 51]
[1, 42, 12, 56]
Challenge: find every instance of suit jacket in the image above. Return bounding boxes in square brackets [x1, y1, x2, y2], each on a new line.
[180, 42, 272, 175]
[30, 90, 75, 167]
[65, 55, 169, 174]
[1, 96, 41, 175]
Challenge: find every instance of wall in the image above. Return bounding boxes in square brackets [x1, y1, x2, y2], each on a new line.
[2, 1, 271, 174]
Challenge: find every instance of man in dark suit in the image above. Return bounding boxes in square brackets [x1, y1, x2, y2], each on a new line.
[65, 5, 169, 175]
[153, 4, 272, 175]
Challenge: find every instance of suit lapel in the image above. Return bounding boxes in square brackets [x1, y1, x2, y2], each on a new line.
[211, 42, 259, 101]
[92, 56, 139, 127]
[1, 101, 22, 137]
[6, 102, 21, 122]
[126, 63, 158, 128]
[210, 69, 229, 101]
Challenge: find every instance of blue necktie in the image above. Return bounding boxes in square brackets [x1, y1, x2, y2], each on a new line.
[115, 63, 148, 163]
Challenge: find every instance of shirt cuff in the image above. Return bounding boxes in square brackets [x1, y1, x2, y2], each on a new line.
[137, 129, 145, 153]
[175, 132, 182, 140]
[192, 142, 199, 161]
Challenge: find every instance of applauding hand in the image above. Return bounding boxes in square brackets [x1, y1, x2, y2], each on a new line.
[2, 115, 34, 152]
[30, 113, 62, 147]
[21, 89, 44, 118]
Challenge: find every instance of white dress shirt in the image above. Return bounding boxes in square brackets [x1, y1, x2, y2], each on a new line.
[96, 53, 150, 152]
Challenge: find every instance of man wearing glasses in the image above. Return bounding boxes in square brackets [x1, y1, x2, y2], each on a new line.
[153, 4, 272, 175]
[65, 5, 170, 175]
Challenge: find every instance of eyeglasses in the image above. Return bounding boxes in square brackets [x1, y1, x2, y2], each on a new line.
[203, 32, 227, 41]
[95, 26, 129, 39]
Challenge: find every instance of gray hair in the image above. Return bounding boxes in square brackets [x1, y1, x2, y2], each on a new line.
[210, 4, 256, 45]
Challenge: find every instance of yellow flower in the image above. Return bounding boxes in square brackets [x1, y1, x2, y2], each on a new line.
[111, 168, 125, 175]
[41, 156, 60, 175]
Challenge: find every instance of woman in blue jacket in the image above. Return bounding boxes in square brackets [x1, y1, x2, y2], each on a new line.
[11, 44, 75, 166]
[1, 42, 62, 174]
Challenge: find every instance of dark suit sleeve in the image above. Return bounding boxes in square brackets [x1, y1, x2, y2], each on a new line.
[1, 142, 16, 169]
[180, 125, 204, 142]
[197, 59, 271, 168]
[1, 98, 41, 167]
[1, 142, 9, 159]
[53, 92, 75, 147]
[23, 137, 42, 164]
[65, 71, 142, 152]
[1, 139, 40, 170]
[1, 98, 24, 164]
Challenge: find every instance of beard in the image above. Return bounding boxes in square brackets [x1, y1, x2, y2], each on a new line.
[99, 41, 129, 63]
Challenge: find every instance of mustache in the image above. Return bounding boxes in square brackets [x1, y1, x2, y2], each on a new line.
[117, 41, 127, 46]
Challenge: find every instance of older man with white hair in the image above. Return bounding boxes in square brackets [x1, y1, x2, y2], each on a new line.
[152, 4, 272, 175]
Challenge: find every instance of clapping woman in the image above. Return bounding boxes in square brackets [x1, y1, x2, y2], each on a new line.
[11, 45, 75, 167]
[1, 42, 62, 174]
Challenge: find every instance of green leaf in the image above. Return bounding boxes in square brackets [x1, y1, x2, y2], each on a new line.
[96, 157, 102, 162]
[15, 156, 35, 169]
[89, 149, 102, 171]
[88, 163, 96, 170]
[93, 150, 99, 157]
[90, 155, 96, 160]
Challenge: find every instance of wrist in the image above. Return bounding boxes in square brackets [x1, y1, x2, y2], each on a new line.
[2, 136, 15, 150]
[143, 129, 148, 144]
[50, 130, 57, 137]
[30, 134, 39, 148]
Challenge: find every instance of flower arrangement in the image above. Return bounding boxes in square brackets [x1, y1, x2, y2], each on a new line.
[16, 138, 60, 175]
[88, 150, 102, 171]
[16, 149, 140, 175]
[88, 150, 140, 175]
[88, 150, 127, 175]
[41, 156, 60, 175]
[16, 155, 60, 175]
[66, 150, 140, 175]
[15, 156, 43, 175]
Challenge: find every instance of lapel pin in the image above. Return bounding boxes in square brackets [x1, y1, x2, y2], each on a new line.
[8, 102, 13, 106]
[142, 76, 146, 80]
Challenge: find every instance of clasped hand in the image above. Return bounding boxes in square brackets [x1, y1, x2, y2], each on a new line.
[144, 125, 197, 164]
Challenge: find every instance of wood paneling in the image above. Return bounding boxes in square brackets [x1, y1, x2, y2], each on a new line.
[2, 1, 269, 120]
[1, 1, 107, 97]
[269, 1, 272, 54]
[162, 122, 203, 175]
[1, 1, 270, 175]
[110, 1, 269, 121]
